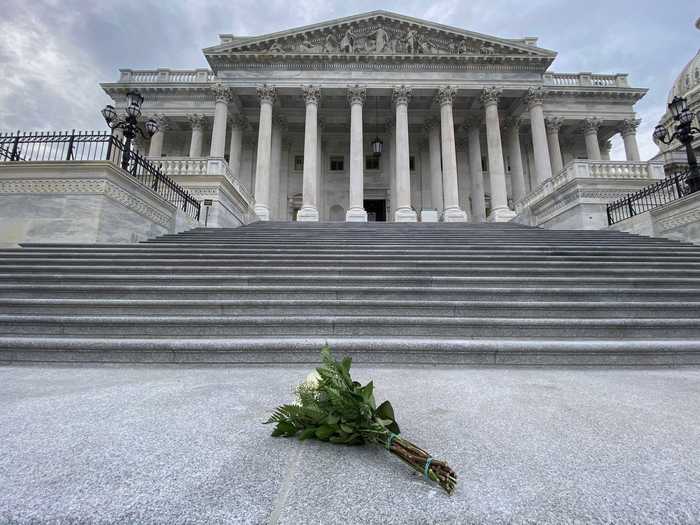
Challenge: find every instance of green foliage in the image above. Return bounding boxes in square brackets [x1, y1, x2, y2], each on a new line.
[264, 346, 401, 444]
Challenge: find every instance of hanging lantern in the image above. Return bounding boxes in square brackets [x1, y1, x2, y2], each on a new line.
[371, 136, 383, 157]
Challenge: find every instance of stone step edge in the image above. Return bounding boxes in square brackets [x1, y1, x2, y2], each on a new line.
[1, 337, 699, 366]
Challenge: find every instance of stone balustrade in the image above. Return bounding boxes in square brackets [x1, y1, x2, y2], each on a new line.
[118, 69, 216, 83]
[543, 73, 628, 88]
[515, 159, 665, 214]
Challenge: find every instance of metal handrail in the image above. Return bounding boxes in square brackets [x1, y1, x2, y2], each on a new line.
[0, 130, 200, 221]
[606, 171, 689, 225]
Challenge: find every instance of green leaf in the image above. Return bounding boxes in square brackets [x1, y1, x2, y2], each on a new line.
[271, 421, 297, 438]
[325, 414, 339, 425]
[375, 400, 400, 434]
[358, 381, 374, 402]
[340, 423, 354, 433]
[299, 428, 317, 441]
[315, 424, 335, 440]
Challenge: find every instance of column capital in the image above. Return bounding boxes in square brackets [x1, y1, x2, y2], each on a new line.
[187, 114, 206, 131]
[346, 85, 366, 106]
[149, 114, 170, 131]
[302, 85, 321, 105]
[502, 115, 522, 133]
[392, 85, 412, 106]
[480, 86, 502, 107]
[211, 83, 232, 104]
[525, 86, 546, 109]
[618, 118, 641, 136]
[423, 116, 440, 132]
[582, 116, 602, 134]
[257, 84, 277, 105]
[435, 85, 457, 107]
[228, 113, 249, 130]
[545, 116, 564, 134]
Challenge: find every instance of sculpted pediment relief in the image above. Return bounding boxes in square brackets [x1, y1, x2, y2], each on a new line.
[205, 11, 554, 60]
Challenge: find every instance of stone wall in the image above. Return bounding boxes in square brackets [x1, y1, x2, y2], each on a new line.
[0, 162, 200, 246]
[608, 191, 700, 245]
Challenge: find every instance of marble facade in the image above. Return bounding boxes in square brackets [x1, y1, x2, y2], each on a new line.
[102, 11, 648, 223]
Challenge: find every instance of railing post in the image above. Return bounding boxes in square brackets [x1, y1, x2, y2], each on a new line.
[627, 196, 635, 217]
[10, 131, 20, 161]
[674, 173, 683, 198]
[65, 129, 76, 160]
[606, 205, 613, 225]
[105, 133, 113, 163]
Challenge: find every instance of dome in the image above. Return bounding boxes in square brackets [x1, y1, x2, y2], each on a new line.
[667, 48, 700, 103]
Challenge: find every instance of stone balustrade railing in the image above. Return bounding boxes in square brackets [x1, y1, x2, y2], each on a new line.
[543, 73, 629, 88]
[515, 159, 665, 213]
[118, 69, 216, 84]
[150, 156, 254, 207]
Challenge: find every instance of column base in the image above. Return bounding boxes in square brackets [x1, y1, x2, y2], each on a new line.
[394, 207, 418, 222]
[254, 204, 270, 221]
[443, 207, 468, 222]
[420, 209, 440, 222]
[345, 208, 367, 222]
[297, 206, 319, 222]
[487, 207, 516, 223]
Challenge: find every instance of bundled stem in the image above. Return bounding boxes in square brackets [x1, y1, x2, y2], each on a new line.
[368, 431, 457, 495]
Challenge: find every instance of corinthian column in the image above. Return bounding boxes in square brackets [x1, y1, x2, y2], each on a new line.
[187, 114, 205, 158]
[210, 83, 231, 158]
[298, 85, 320, 221]
[582, 117, 602, 160]
[545, 116, 564, 175]
[392, 85, 417, 222]
[269, 115, 286, 220]
[526, 87, 553, 185]
[481, 87, 515, 222]
[147, 114, 168, 158]
[464, 118, 486, 223]
[618, 118, 641, 161]
[253, 84, 276, 221]
[228, 114, 247, 179]
[424, 117, 443, 214]
[346, 85, 367, 222]
[503, 116, 526, 204]
[436, 86, 467, 222]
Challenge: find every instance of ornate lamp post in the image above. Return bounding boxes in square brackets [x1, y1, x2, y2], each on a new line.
[653, 95, 700, 193]
[101, 91, 159, 170]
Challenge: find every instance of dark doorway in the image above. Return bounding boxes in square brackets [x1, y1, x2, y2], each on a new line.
[364, 199, 386, 222]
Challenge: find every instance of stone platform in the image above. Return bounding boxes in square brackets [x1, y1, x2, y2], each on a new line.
[1, 364, 699, 524]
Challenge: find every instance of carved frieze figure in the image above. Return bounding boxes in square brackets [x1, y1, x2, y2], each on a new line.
[340, 29, 355, 53]
[268, 42, 285, 53]
[405, 29, 418, 54]
[480, 44, 496, 55]
[374, 24, 390, 53]
[324, 32, 338, 53]
[457, 39, 469, 54]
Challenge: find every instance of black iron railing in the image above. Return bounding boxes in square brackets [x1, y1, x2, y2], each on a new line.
[0, 130, 200, 220]
[606, 170, 689, 225]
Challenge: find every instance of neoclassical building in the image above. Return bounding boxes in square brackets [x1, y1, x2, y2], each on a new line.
[102, 11, 649, 225]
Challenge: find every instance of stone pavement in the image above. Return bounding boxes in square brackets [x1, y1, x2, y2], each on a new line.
[1, 365, 699, 524]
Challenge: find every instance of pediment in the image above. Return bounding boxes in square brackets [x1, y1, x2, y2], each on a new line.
[204, 11, 556, 62]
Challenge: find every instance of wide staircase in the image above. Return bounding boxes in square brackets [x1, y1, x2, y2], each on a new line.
[0, 221, 699, 365]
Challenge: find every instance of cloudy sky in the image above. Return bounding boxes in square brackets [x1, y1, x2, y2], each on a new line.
[0, 0, 697, 160]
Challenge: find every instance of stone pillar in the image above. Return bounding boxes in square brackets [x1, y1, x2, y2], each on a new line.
[600, 140, 612, 161]
[436, 86, 467, 222]
[583, 117, 602, 160]
[425, 117, 443, 214]
[187, 114, 205, 158]
[269, 115, 285, 220]
[228, 114, 247, 179]
[545, 116, 564, 176]
[503, 116, 526, 204]
[147, 115, 168, 158]
[385, 119, 396, 221]
[210, 84, 231, 158]
[316, 119, 324, 220]
[392, 86, 417, 222]
[465, 119, 486, 223]
[525, 87, 553, 185]
[618, 118, 641, 161]
[298, 85, 320, 221]
[253, 85, 276, 221]
[481, 87, 515, 222]
[346, 85, 367, 222]
[456, 136, 472, 219]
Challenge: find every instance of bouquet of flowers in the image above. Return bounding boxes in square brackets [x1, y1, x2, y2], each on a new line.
[264, 347, 457, 495]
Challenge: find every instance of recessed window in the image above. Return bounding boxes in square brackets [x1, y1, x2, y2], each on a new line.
[365, 156, 380, 170]
[409, 156, 416, 171]
[330, 156, 345, 171]
[294, 155, 304, 171]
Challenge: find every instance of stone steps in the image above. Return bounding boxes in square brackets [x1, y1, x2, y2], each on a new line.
[1, 221, 699, 365]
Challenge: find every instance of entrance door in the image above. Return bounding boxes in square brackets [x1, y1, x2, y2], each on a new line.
[364, 199, 386, 222]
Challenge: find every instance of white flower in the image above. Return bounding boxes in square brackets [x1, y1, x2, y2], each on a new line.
[304, 370, 320, 388]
